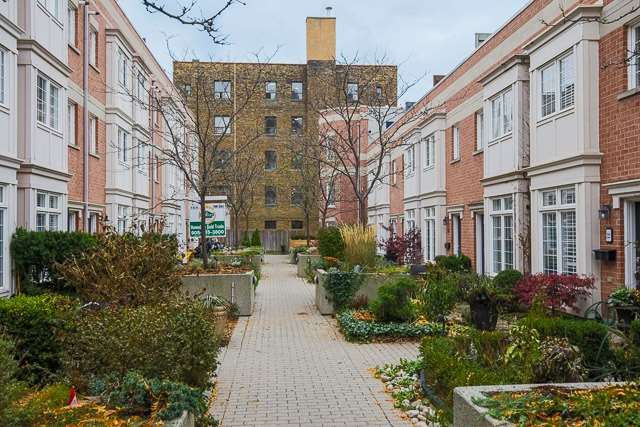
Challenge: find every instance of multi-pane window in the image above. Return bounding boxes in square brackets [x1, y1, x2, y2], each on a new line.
[540, 51, 575, 118]
[214, 149, 230, 169]
[475, 111, 484, 150]
[291, 81, 303, 100]
[36, 191, 60, 232]
[265, 186, 277, 207]
[490, 88, 513, 140]
[89, 29, 98, 67]
[67, 210, 77, 232]
[68, 5, 77, 47]
[214, 80, 231, 99]
[89, 212, 99, 233]
[452, 126, 460, 160]
[291, 116, 303, 135]
[265, 150, 277, 170]
[214, 116, 231, 134]
[291, 220, 304, 230]
[405, 144, 416, 175]
[137, 73, 147, 105]
[406, 209, 416, 230]
[423, 134, 435, 169]
[265, 116, 277, 136]
[0, 48, 6, 105]
[117, 49, 128, 86]
[630, 24, 640, 89]
[265, 220, 277, 230]
[424, 207, 436, 262]
[117, 205, 129, 233]
[36, 74, 61, 130]
[540, 187, 577, 275]
[347, 82, 358, 102]
[375, 85, 383, 100]
[291, 187, 304, 207]
[90, 116, 98, 154]
[265, 81, 277, 100]
[38, 0, 60, 19]
[181, 84, 192, 97]
[67, 102, 77, 146]
[117, 126, 129, 163]
[491, 196, 514, 274]
[327, 179, 336, 207]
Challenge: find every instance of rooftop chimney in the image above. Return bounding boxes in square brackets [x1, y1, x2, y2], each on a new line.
[433, 75, 445, 86]
[306, 13, 336, 62]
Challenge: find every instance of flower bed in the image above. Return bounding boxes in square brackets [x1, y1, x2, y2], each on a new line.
[337, 310, 439, 342]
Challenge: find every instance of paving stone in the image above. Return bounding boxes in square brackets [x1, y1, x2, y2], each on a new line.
[211, 255, 418, 426]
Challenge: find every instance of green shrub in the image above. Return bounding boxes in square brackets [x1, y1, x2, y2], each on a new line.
[370, 277, 417, 323]
[241, 231, 251, 247]
[519, 315, 613, 374]
[56, 229, 180, 306]
[318, 227, 345, 259]
[434, 254, 472, 273]
[0, 335, 24, 417]
[10, 229, 97, 294]
[631, 320, 640, 347]
[65, 299, 219, 389]
[250, 229, 261, 247]
[338, 310, 438, 342]
[0, 383, 70, 427]
[493, 269, 522, 296]
[322, 269, 362, 311]
[0, 295, 74, 385]
[419, 277, 458, 321]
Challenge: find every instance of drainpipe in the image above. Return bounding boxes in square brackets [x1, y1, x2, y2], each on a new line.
[150, 82, 157, 229]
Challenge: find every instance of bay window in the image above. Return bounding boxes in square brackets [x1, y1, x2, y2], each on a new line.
[36, 191, 61, 232]
[491, 196, 514, 273]
[540, 51, 575, 118]
[406, 209, 416, 231]
[540, 187, 577, 275]
[117, 205, 129, 233]
[117, 49, 128, 87]
[490, 88, 513, 140]
[405, 144, 416, 175]
[423, 134, 435, 169]
[424, 207, 436, 262]
[117, 126, 129, 163]
[37, 74, 61, 130]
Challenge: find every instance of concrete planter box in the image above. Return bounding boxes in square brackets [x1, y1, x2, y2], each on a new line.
[453, 382, 623, 427]
[315, 269, 403, 315]
[181, 271, 255, 316]
[165, 411, 195, 427]
[214, 254, 263, 273]
[296, 254, 322, 278]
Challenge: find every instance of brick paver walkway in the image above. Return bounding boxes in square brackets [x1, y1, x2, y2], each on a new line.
[211, 255, 418, 427]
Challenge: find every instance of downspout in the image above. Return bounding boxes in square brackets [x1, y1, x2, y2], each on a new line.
[81, 1, 90, 231]
[150, 81, 156, 229]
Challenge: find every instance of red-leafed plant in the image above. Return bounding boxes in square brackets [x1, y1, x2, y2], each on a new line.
[381, 228, 422, 265]
[514, 273, 595, 312]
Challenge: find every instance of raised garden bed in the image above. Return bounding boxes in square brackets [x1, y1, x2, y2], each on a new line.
[214, 253, 263, 274]
[315, 269, 406, 315]
[182, 270, 256, 316]
[337, 310, 440, 342]
[297, 254, 321, 278]
[454, 382, 632, 427]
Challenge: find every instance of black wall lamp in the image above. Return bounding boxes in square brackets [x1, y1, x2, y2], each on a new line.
[598, 204, 611, 220]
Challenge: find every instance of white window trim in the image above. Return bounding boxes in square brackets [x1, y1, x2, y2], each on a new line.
[117, 49, 128, 87]
[0, 47, 7, 107]
[489, 88, 513, 143]
[424, 207, 436, 262]
[89, 29, 98, 67]
[36, 74, 61, 131]
[67, 4, 77, 47]
[452, 126, 460, 161]
[539, 49, 576, 120]
[405, 144, 416, 176]
[89, 116, 98, 154]
[475, 111, 484, 151]
[423, 134, 435, 170]
[214, 116, 231, 135]
[213, 80, 231, 100]
[67, 102, 77, 146]
[117, 126, 129, 164]
[490, 196, 514, 274]
[36, 191, 61, 232]
[539, 186, 577, 275]
[629, 23, 640, 90]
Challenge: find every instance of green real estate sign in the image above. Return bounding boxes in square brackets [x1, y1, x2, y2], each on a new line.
[189, 199, 227, 238]
[189, 221, 226, 238]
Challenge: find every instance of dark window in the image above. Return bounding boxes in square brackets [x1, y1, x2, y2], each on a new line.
[265, 220, 277, 229]
[291, 116, 303, 135]
[265, 150, 277, 170]
[291, 220, 304, 230]
[347, 82, 359, 102]
[181, 84, 192, 97]
[376, 85, 383, 99]
[291, 82, 303, 100]
[215, 149, 231, 169]
[265, 116, 277, 136]
[291, 153, 303, 170]
[265, 186, 277, 207]
[291, 187, 304, 206]
[213, 80, 231, 99]
[265, 81, 277, 100]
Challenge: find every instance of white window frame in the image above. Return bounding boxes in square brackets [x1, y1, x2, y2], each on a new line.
[38, 0, 61, 20]
[89, 29, 98, 67]
[629, 23, 640, 90]
[265, 150, 277, 171]
[117, 49, 128, 87]
[67, 102, 77, 146]
[36, 74, 61, 131]
[327, 179, 336, 208]
[490, 88, 513, 141]
[390, 159, 396, 185]
[406, 209, 416, 231]
[475, 111, 484, 150]
[539, 50, 575, 119]
[540, 187, 577, 275]
[291, 81, 303, 100]
[347, 82, 359, 102]
[213, 80, 231, 100]
[452, 126, 460, 160]
[67, 4, 77, 47]
[67, 209, 77, 232]
[265, 81, 277, 100]
[137, 140, 147, 174]
[291, 116, 303, 135]
[424, 207, 436, 262]
[490, 196, 514, 274]
[405, 144, 416, 176]
[117, 205, 129, 234]
[214, 116, 231, 135]
[423, 134, 435, 169]
[117, 126, 129, 164]
[89, 115, 98, 154]
[0, 47, 7, 106]
[265, 186, 277, 207]
[36, 191, 61, 232]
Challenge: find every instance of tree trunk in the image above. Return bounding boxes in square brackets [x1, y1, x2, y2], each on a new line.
[358, 198, 368, 226]
[233, 212, 241, 249]
[305, 209, 311, 246]
[200, 195, 209, 268]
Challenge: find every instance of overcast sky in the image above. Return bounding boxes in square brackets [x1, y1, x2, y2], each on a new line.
[118, 0, 530, 103]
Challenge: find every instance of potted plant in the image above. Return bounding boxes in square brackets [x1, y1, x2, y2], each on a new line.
[464, 274, 498, 331]
[608, 287, 640, 327]
[202, 295, 231, 336]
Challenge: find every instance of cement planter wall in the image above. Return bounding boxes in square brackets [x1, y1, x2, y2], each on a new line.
[453, 382, 623, 427]
[181, 271, 255, 316]
[296, 254, 322, 278]
[315, 269, 404, 315]
[214, 254, 263, 274]
[165, 411, 195, 427]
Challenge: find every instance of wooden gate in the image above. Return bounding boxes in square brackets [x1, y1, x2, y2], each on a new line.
[261, 230, 290, 253]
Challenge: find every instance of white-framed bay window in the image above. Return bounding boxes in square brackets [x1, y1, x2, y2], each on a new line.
[490, 88, 513, 141]
[117, 126, 129, 164]
[37, 74, 61, 130]
[540, 187, 577, 275]
[117, 205, 129, 233]
[117, 48, 128, 87]
[424, 207, 436, 262]
[406, 209, 416, 231]
[629, 23, 640, 90]
[38, 0, 61, 20]
[405, 144, 416, 175]
[491, 196, 514, 274]
[423, 134, 435, 169]
[540, 50, 575, 118]
[36, 191, 61, 231]
[0, 47, 7, 106]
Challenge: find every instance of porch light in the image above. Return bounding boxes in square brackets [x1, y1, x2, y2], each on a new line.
[598, 204, 611, 220]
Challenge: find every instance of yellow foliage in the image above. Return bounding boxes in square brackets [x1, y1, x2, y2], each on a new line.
[340, 225, 377, 268]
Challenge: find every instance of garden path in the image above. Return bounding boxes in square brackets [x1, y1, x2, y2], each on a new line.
[211, 254, 418, 427]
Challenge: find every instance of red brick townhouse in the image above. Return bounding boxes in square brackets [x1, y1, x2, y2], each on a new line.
[365, 0, 640, 305]
[0, 0, 191, 296]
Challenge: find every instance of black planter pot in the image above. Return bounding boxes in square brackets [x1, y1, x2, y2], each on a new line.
[615, 305, 640, 327]
[469, 299, 498, 331]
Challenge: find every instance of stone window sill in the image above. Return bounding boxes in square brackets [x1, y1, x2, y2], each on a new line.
[618, 87, 640, 101]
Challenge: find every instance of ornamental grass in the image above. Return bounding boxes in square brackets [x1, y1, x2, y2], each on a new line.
[340, 225, 377, 268]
